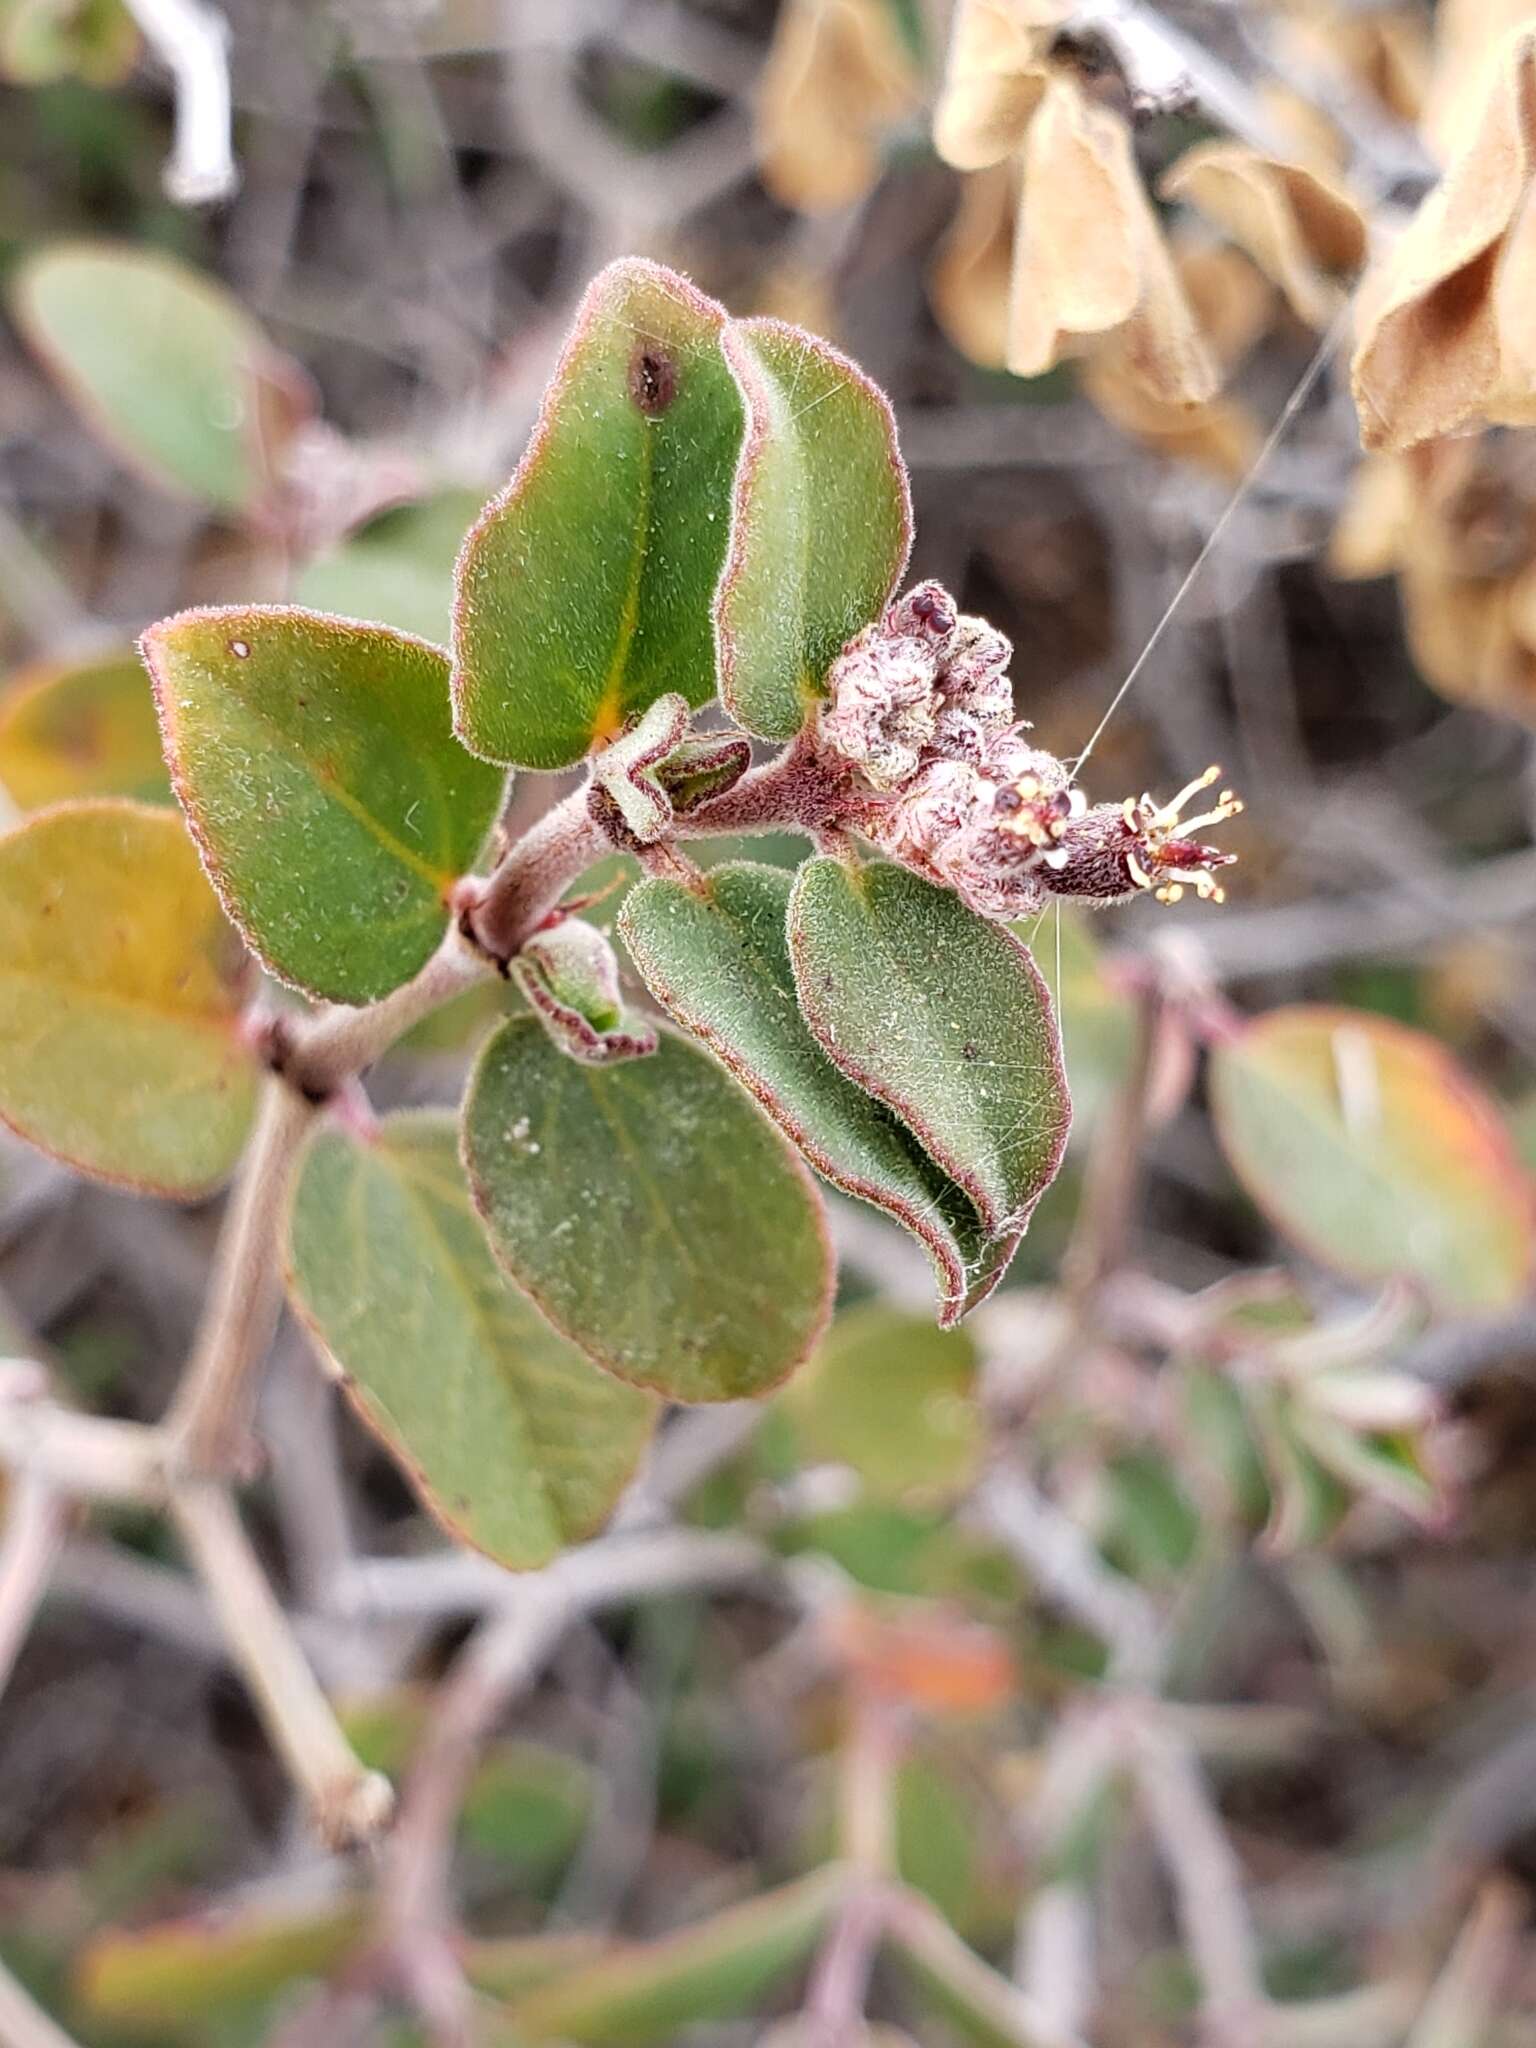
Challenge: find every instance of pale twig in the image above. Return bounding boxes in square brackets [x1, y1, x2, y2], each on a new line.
[0, 1470, 66, 1698]
[1406, 1879, 1523, 2048]
[0, 1953, 83, 2048]
[377, 1528, 767, 2018]
[1131, 1716, 1270, 2047]
[973, 1464, 1162, 1686]
[1017, 1884, 1095, 2041]
[883, 1887, 1093, 2048]
[119, 0, 239, 202]
[170, 1481, 392, 1848]
[165, 1078, 315, 1475]
[0, 1361, 166, 1502]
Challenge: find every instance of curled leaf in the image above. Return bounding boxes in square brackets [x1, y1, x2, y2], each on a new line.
[1351, 28, 1536, 451]
[758, 0, 920, 213]
[1161, 143, 1367, 328]
[621, 863, 1019, 1324]
[1008, 74, 1216, 400]
[932, 0, 1061, 171]
[512, 916, 658, 1067]
[789, 857, 1071, 1238]
[930, 160, 1017, 370]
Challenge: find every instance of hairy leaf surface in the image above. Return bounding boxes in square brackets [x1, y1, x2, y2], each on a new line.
[464, 1018, 833, 1401]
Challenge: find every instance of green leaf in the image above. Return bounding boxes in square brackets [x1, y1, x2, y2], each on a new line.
[453, 258, 746, 769]
[784, 1302, 981, 1503]
[463, 1017, 833, 1401]
[0, 800, 257, 1194]
[461, 1740, 592, 1876]
[294, 489, 484, 644]
[717, 317, 911, 737]
[462, 1932, 607, 2002]
[287, 1112, 655, 1569]
[1, 0, 137, 89]
[790, 858, 1071, 1237]
[0, 648, 170, 809]
[78, 1901, 368, 2025]
[1209, 1005, 1536, 1312]
[142, 605, 506, 1004]
[506, 1866, 848, 2044]
[621, 862, 1018, 1324]
[10, 242, 308, 513]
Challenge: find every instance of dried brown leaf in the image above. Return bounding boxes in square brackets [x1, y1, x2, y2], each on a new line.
[929, 160, 1015, 369]
[932, 0, 1064, 171]
[1352, 28, 1536, 451]
[1007, 74, 1216, 401]
[1162, 143, 1367, 328]
[758, 0, 919, 214]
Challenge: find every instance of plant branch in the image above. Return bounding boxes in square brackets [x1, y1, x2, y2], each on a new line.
[164, 1078, 315, 1475]
[0, 1361, 167, 1501]
[1131, 1715, 1270, 2047]
[119, 0, 239, 202]
[0, 1469, 66, 1699]
[0, 1953, 84, 2048]
[170, 1480, 393, 1847]
[377, 1527, 766, 2005]
[883, 1886, 1092, 2048]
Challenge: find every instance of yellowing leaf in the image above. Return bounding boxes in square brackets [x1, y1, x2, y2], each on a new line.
[1161, 143, 1367, 328]
[0, 649, 170, 809]
[0, 801, 257, 1194]
[1211, 1005, 1536, 1312]
[1352, 28, 1536, 452]
[758, 0, 919, 213]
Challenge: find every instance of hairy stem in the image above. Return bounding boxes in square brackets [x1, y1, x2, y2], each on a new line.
[171, 1480, 393, 1847]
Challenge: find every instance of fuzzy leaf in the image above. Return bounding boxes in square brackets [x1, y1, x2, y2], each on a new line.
[453, 259, 746, 769]
[10, 242, 308, 513]
[716, 317, 912, 738]
[287, 1113, 655, 1570]
[463, 1018, 833, 1402]
[0, 800, 257, 1194]
[0, 649, 170, 809]
[142, 606, 505, 1004]
[295, 490, 484, 644]
[1210, 1006, 1536, 1313]
[789, 858, 1071, 1237]
[785, 1303, 981, 1504]
[621, 863, 1017, 1322]
[507, 1866, 848, 2045]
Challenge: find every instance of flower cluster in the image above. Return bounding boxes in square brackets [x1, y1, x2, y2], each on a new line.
[819, 580, 1242, 918]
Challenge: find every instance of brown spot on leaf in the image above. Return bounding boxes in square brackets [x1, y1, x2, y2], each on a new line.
[629, 345, 678, 416]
